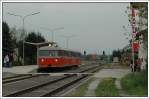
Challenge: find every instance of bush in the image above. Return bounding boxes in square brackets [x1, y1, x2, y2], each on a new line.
[121, 71, 148, 96]
[95, 77, 119, 96]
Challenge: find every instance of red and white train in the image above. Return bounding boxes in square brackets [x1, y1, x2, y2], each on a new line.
[37, 46, 81, 69]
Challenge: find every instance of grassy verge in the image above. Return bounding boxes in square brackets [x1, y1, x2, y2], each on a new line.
[105, 63, 112, 67]
[121, 71, 148, 96]
[65, 78, 95, 96]
[95, 77, 119, 96]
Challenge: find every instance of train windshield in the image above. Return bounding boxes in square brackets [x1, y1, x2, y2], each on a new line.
[39, 50, 58, 57]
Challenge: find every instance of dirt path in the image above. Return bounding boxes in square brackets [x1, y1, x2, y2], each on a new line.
[84, 65, 131, 96]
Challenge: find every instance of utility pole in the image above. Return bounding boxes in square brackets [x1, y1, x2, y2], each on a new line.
[59, 35, 76, 49]
[41, 27, 64, 42]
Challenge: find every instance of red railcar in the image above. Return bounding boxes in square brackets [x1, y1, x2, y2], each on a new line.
[37, 46, 81, 69]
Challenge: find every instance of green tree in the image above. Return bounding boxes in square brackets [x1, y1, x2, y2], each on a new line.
[102, 51, 105, 56]
[84, 51, 86, 56]
[130, 2, 148, 19]
[112, 49, 121, 61]
[2, 21, 15, 51]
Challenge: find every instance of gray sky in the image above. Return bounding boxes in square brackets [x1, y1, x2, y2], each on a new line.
[2, 3, 131, 55]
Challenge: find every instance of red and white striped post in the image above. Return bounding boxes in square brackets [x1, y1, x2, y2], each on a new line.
[131, 7, 136, 72]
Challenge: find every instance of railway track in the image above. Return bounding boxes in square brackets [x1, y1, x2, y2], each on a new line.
[2, 74, 41, 84]
[37, 62, 98, 73]
[60, 64, 99, 73]
[3, 63, 99, 84]
[3, 74, 28, 80]
[3, 64, 102, 97]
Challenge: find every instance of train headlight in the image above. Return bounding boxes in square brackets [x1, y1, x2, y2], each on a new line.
[49, 44, 52, 47]
[41, 59, 44, 62]
[55, 59, 58, 62]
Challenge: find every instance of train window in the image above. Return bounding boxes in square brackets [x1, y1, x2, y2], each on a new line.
[76, 53, 78, 57]
[71, 52, 74, 57]
[79, 53, 81, 57]
[66, 51, 69, 56]
[69, 51, 72, 57]
[72, 52, 76, 57]
[73, 52, 76, 57]
[58, 50, 64, 56]
[69, 51, 71, 57]
[63, 51, 66, 56]
[65, 51, 69, 57]
[78, 53, 80, 56]
[49, 50, 58, 57]
[39, 50, 58, 57]
[68, 51, 71, 57]
[39, 50, 49, 56]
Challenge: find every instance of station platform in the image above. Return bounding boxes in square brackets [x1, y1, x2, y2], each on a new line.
[2, 65, 38, 74]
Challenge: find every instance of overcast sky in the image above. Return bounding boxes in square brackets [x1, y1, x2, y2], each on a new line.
[2, 2, 132, 55]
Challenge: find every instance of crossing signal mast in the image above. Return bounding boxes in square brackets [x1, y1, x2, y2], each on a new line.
[130, 5, 139, 72]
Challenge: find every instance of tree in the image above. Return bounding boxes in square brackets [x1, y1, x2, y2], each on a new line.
[102, 51, 105, 56]
[84, 50, 86, 56]
[112, 49, 121, 61]
[123, 3, 148, 44]
[9, 27, 18, 48]
[130, 2, 148, 19]
[130, 3, 148, 47]
[2, 21, 15, 51]
[130, 3, 148, 71]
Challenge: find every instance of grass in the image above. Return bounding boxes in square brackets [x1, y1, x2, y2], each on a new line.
[95, 77, 119, 96]
[121, 71, 148, 96]
[105, 63, 112, 67]
[65, 78, 95, 97]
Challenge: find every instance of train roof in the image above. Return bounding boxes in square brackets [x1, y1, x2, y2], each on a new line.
[39, 46, 81, 53]
[39, 46, 61, 50]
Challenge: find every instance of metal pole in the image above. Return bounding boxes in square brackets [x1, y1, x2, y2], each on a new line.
[132, 39, 135, 72]
[7, 12, 40, 65]
[131, 6, 136, 72]
[37, 46, 39, 65]
[60, 35, 76, 49]
[41, 27, 64, 43]
[22, 18, 25, 65]
[67, 38, 69, 49]
[52, 31, 54, 42]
